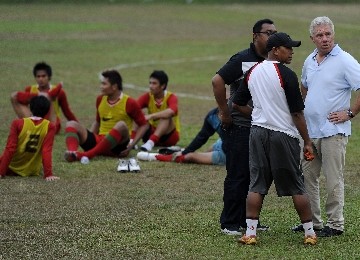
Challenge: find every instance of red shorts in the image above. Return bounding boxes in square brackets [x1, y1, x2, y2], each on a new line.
[143, 126, 179, 146]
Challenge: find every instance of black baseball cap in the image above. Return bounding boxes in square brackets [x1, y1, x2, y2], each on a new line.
[266, 32, 301, 52]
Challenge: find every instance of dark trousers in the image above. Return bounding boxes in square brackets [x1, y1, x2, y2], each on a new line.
[220, 125, 250, 230]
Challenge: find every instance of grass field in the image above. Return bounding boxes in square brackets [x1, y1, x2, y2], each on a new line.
[1, 3, 360, 259]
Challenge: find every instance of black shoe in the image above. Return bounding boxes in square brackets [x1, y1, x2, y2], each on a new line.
[221, 228, 242, 236]
[158, 146, 182, 155]
[316, 226, 343, 237]
[291, 224, 322, 232]
[240, 223, 270, 231]
[257, 224, 270, 231]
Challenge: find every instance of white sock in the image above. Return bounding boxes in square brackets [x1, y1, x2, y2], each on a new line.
[245, 219, 258, 237]
[141, 140, 154, 151]
[137, 152, 159, 161]
[303, 221, 316, 236]
[148, 152, 159, 161]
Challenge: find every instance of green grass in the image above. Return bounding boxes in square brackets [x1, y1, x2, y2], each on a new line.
[0, 0, 358, 3]
[1, 3, 360, 259]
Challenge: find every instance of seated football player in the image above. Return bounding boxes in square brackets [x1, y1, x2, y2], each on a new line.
[10, 61, 78, 134]
[64, 70, 148, 162]
[0, 96, 59, 181]
[131, 70, 180, 152]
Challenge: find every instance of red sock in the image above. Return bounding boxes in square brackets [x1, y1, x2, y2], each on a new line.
[149, 134, 160, 145]
[174, 155, 185, 163]
[155, 154, 185, 163]
[130, 130, 136, 140]
[65, 126, 79, 151]
[81, 129, 123, 159]
[155, 154, 173, 162]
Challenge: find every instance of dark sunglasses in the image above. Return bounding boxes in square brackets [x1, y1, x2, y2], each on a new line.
[255, 31, 277, 36]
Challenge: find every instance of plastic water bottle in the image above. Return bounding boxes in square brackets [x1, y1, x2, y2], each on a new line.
[80, 156, 89, 164]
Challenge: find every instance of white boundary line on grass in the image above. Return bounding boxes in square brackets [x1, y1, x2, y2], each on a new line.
[104, 55, 227, 101]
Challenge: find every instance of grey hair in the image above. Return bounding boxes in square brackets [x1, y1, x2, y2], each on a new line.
[309, 16, 335, 36]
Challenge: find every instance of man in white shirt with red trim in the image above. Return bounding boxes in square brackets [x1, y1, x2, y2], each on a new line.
[233, 32, 317, 245]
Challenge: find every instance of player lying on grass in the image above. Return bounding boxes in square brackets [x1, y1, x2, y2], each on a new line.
[10, 61, 78, 134]
[0, 96, 59, 181]
[138, 107, 225, 166]
[64, 70, 148, 162]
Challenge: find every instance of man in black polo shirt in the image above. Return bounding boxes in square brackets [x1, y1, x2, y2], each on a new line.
[212, 19, 276, 235]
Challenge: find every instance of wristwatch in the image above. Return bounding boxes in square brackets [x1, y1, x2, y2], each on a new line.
[347, 109, 355, 118]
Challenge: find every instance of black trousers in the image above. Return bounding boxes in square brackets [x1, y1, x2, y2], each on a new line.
[220, 125, 250, 230]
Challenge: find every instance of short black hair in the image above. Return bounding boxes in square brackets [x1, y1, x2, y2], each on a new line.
[33, 62, 52, 79]
[253, 18, 274, 33]
[150, 70, 169, 90]
[29, 96, 51, 118]
[102, 70, 123, 91]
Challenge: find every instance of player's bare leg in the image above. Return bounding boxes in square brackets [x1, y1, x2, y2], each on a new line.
[153, 118, 175, 137]
[141, 118, 175, 151]
[185, 152, 213, 164]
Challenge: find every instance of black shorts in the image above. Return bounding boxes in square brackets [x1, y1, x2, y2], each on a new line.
[81, 130, 129, 156]
[248, 126, 306, 197]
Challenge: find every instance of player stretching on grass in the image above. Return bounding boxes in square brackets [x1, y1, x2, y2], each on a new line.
[0, 96, 59, 181]
[233, 32, 317, 245]
[151, 107, 225, 165]
[10, 62, 78, 134]
[64, 70, 148, 169]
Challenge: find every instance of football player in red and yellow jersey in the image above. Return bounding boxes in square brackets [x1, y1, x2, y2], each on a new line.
[10, 62, 78, 134]
[64, 70, 147, 162]
[133, 70, 180, 152]
[0, 96, 59, 181]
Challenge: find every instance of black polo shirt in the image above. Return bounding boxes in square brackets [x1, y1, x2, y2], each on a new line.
[216, 43, 264, 127]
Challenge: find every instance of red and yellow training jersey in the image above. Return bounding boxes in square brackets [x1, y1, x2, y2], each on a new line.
[95, 93, 147, 136]
[9, 118, 50, 176]
[146, 91, 180, 133]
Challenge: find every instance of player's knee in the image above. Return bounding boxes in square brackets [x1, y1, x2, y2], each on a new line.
[114, 121, 129, 136]
[66, 120, 80, 129]
[10, 92, 18, 103]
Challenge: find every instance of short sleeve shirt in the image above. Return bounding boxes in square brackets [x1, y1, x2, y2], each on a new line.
[233, 60, 304, 138]
[217, 43, 265, 127]
[301, 44, 360, 138]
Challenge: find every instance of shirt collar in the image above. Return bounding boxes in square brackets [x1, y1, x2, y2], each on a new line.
[30, 116, 43, 121]
[250, 42, 265, 61]
[311, 43, 340, 59]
